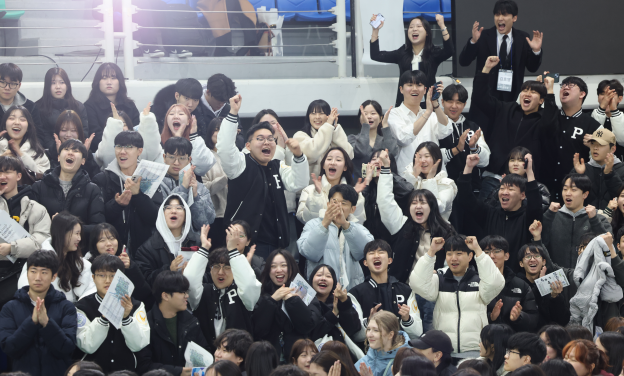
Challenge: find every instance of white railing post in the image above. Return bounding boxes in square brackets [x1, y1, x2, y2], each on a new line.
[353, 0, 364, 77]
[121, 0, 136, 79]
[334, 0, 347, 78]
[101, 0, 115, 62]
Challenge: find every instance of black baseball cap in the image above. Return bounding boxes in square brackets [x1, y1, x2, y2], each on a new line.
[408, 330, 454, 354]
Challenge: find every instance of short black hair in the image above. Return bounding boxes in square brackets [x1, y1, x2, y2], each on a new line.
[540, 359, 577, 376]
[328, 184, 358, 206]
[245, 121, 274, 143]
[597, 79, 624, 97]
[616, 227, 624, 245]
[565, 324, 593, 341]
[520, 81, 547, 99]
[509, 365, 545, 376]
[163, 136, 192, 157]
[108, 371, 139, 376]
[562, 76, 589, 103]
[142, 371, 174, 376]
[442, 84, 469, 103]
[175, 78, 202, 100]
[59, 139, 87, 159]
[579, 233, 596, 250]
[562, 173, 591, 193]
[363, 239, 393, 258]
[152, 270, 190, 304]
[501, 173, 527, 193]
[457, 359, 491, 376]
[114, 131, 143, 148]
[493, 0, 518, 16]
[399, 70, 428, 88]
[506, 333, 547, 364]
[214, 329, 254, 370]
[27, 250, 59, 275]
[479, 235, 509, 254]
[537, 325, 571, 360]
[269, 365, 308, 376]
[90, 254, 124, 274]
[517, 243, 547, 266]
[208, 247, 230, 268]
[207, 73, 237, 103]
[0, 63, 22, 83]
[0, 155, 24, 173]
[73, 370, 105, 376]
[444, 234, 470, 254]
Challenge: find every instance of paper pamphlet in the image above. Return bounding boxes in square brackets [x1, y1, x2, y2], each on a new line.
[535, 269, 570, 297]
[133, 160, 169, 198]
[184, 341, 214, 368]
[178, 164, 194, 206]
[98, 269, 135, 329]
[0, 210, 31, 263]
[281, 273, 317, 318]
[180, 249, 195, 267]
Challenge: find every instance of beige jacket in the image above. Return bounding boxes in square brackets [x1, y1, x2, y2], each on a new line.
[0, 139, 50, 175]
[202, 150, 228, 218]
[0, 195, 51, 260]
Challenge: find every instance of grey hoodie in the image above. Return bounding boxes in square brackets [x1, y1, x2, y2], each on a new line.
[160, 174, 215, 239]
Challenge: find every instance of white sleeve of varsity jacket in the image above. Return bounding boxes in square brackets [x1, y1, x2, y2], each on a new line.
[348, 293, 367, 343]
[594, 108, 624, 146]
[183, 248, 209, 311]
[216, 113, 247, 180]
[137, 112, 164, 164]
[190, 133, 216, 176]
[409, 253, 440, 302]
[377, 167, 408, 235]
[230, 250, 262, 311]
[76, 309, 109, 354]
[280, 154, 310, 192]
[400, 292, 423, 339]
[120, 302, 150, 352]
[475, 251, 506, 304]
[475, 132, 491, 168]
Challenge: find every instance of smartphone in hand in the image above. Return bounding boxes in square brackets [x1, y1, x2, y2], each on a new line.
[545, 73, 560, 83]
[431, 81, 443, 101]
[370, 14, 384, 28]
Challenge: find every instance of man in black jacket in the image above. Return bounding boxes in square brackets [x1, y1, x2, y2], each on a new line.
[137, 271, 209, 376]
[31, 139, 105, 236]
[201, 74, 243, 150]
[409, 330, 457, 376]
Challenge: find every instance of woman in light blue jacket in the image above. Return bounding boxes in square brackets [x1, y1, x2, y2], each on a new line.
[355, 311, 411, 376]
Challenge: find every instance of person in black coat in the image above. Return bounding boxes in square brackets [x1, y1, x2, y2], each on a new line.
[252, 249, 320, 360]
[0, 251, 77, 376]
[35, 67, 89, 151]
[201, 74, 243, 150]
[84, 63, 140, 153]
[31, 139, 105, 237]
[136, 271, 209, 376]
[370, 14, 453, 107]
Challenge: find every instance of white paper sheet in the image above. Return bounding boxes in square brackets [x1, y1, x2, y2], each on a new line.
[359, 0, 406, 65]
[133, 160, 169, 198]
[98, 269, 135, 329]
[535, 269, 570, 297]
[0, 210, 31, 263]
[184, 341, 214, 368]
[281, 273, 317, 319]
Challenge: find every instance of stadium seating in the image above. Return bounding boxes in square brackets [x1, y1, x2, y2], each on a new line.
[0, 0, 24, 20]
[403, 0, 440, 22]
[277, 0, 336, 22]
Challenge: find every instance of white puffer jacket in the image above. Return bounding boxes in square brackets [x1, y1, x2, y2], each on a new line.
[401, 167, 457, 221]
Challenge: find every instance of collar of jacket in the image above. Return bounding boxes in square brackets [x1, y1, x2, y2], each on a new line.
[150, 303, 195, 342]
[560, 109, 583, 118]
[15, 284, 65, 304]
[559, 205, 586, 218]
[442, 265, 477, 283]
[498, 201, 527, 218]
[366, 275, 399, 289]
[319, 175, 348, 192]
[503, 266, 517, 283]
[587, 155, 622, 169]
[44, 166, 90, 187]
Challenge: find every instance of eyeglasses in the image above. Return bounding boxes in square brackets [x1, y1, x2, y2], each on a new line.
[484, 249, 504, 255]
[0, 80, 19, 89]
[211, 264, 232, 272]
[506, 350, 522, 356]
[165, 155, 189, 163]
[561, 83, 577, 90]
[523, 254, 543, 261]
[255, 136, 276, 144]
[164, 205, 184, 211]
[114, 145, 137, 151]
[95, 273, 116, 281]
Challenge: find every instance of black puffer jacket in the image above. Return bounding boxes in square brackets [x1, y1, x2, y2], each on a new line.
[31, 167, 105, 235]
[36, 98, 89, 151]
[44, 147, 101, 179]
[84, 94, 140, 153]
[309, 296, 361, 347]
[578, 159, 624, 210]
[487, 267, 539, 333]
[485, 180, 551, 213]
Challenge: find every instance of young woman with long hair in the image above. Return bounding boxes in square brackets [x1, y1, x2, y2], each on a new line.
[478, 324, 515, 376]
[563, 339, 610, 376]
[538, 325, 571, 362]
[0, 105, 49, 175]
[290, 339, 319, 372]
[45, 110, 98, 177]
[355, 311, 410, 376]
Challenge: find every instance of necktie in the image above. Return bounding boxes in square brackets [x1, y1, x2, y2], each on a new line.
[499, 35, 509, 69]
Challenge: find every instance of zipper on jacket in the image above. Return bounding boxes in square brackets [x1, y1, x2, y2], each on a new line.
[231, 201, 243, 221]
[455, 283, 461, 352]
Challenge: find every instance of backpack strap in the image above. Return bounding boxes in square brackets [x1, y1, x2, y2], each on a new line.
[382, 359, 394, 376]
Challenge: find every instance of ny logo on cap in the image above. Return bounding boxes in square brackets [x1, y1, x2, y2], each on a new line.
[597, 131, 603, 137]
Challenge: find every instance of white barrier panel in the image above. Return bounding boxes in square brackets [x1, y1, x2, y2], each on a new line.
[359, 0, 405, 66]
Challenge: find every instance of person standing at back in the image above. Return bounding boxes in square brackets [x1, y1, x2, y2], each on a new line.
[201, 73, 244, 150]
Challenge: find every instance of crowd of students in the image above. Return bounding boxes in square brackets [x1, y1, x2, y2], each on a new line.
[0, 1, 622, 376]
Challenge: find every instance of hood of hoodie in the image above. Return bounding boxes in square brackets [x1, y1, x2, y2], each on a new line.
[4, 185, 33, 213]
[587, 156, 622, 169]
[156, 193, 192, 256]
[14, 284, 66, 305]
[559, 204, 587, 218]
[365, 331, 411, 360]
[0, 91, 26, 112]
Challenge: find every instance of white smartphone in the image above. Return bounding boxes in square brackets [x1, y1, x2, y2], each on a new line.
[371, 13, 384, 28]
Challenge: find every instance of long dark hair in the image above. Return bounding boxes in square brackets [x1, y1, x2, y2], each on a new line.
[308, 264, 337, 304]
[208, 360, 242, 376]
[406, 189, 454, 239]
[311, 351, 354, 376]
[51, 212, 84, 292]
[245, 341, 278, 376]
[1, 105, 45, 159]
[253, 109, 280, 126]
[480, 324, 515, 376]
[358, 100, 383, 136]
[55, 110, 85, 142]
[537, 325, 571, 360]
[205, 117, 222, 150]
[88, 223, 121, 262]
[370, 148, 399, 175]
[319, 146, 354, 186]
[37, 68, 81, 119]
[506, 146, 531, 176]
[301, 99, 331, 137]
[402, 17, 435, 74]
[414, 141, 443, 178]
[259, 249, 298, 295]
[400, 356, 436, 376]
[88, 62, 133, 106]
[611, 184, 624, 232]
[598, 332, 624, 376]
[319, 341, 360, 376]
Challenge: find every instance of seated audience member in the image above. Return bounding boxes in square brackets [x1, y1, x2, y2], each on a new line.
[319, 341, 361, 376]
[387, 71, 451, 173]
[480, 235, 539, 332]
[0, 250, 77, 376]
[135, 194, 199, 285]
[508, 365, 546, 376]
[354, 311, 410, 376]
[217, 95, 309, 258]
[152, 78, 209, 136]
[18, 212, 96, 302]
[562, 339, 610, 376]
[298, 184, 372, 288]
[225, 219, 263, 278]
[213, 329, 253, 373]
[399, 356, 437, 376]
[456, 360, 491, 376]
[202, 118, 228, 248]
[0, 156, 51, 310]
[290, 338, 319, 372]
[410, 235, 505, 352]
[307, 265, 362, 349]
[376, 149, 454, 280]
[408, 330, 457, 376]
[208, 360, 242, 376]
[65, 360, 105, 376]
[348, 100, 398, 180]
[400, 141, 457, 221]
[0, 63, 43, 138]
[478, 324, 515, 375]
[538, 325, 571, 362]
[391, 347, 424, 376]
[539, 359, 578, 376]
[484, 146, 551, 212]
[183, 225, 261, 352]
[92, 130, 162, 256]
[592, 79, 624, 160]
[573, 129, 624, 210]
[84, 63, 140, 153]
[294, 100, 353, 183]
[472, 58, 556, 200]
[252, 249, 320, 359]
[245, 341, 279, 376]
[566, 325, 594, 341]
[201, 74, 242, 149]
[0, 105, 50, 175]
[31, 139, 104, 235]
[75, 254, 150, 373]
[596, 332, 624, 376]
[604, 316, 624, 332]
[542, 174, 611, 269]
[311, 351, 354, 376]
[349, 240, 422, 341]
[459, 153, 542, 270]
[503, 333, 547, 373]
[137, 270, 208, 376]
[297, 147, 365, 224]
[47, 110, 99, 177]
[270, 365, 308, 376]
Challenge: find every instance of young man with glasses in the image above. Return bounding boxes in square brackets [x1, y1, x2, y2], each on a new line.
[0, 63, 43, 143]
[75, 254, 149, 373]
[182, 225, 260, 353]
[503, 332, 546, 372]
[217, 94, 309, 259]
[478, 235, 539, 333]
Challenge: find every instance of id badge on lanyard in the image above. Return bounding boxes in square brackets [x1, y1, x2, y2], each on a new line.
[497, 70, 513, 92]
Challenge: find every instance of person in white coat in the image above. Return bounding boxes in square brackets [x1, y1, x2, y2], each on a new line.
[401, 141, 457, 221]
[297, 184, 373, 290]
[0, 105, 49, 175]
